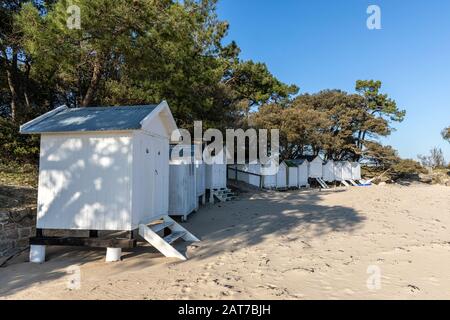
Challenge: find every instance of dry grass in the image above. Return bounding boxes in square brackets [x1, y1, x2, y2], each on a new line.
[0, 162, 38, 210]
[0, 162, 38, 188]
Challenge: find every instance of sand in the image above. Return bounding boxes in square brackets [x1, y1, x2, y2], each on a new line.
[1, 184, 449, 300]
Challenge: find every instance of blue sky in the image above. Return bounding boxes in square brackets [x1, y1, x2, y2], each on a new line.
[217, 0, 450, 161]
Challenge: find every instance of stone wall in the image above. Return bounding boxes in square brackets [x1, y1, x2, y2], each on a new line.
[0, 207, 36, 257]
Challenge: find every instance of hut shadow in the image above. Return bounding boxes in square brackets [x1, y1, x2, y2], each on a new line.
[179, 187, 366, 261]
[0, 246, 102, 297]
[0, 243, 169, 297]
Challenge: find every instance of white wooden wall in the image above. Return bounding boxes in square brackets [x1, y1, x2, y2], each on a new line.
[298, 163, 309, 187]
[169, 162, 196, 216]
[131, 131, 169, 228]
[276, 163, 287, 188]
[351, 162, 361, 180]
[308, 157, 323, 178]
[342, 161, 353, 180]
[287, 166, 298, 188]
[205, 163, 227, 189]
[334, 162, 343, 181]
[195, 163, 206, 196]
[322, 161, 335, 182]
[37, 132, 133, 230]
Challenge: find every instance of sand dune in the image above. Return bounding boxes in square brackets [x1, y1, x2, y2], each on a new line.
[1, 184, 449, 299]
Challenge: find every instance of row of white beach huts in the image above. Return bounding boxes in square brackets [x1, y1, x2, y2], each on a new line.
[20, 102, 231, 262]
[169, 145, 228, 221]
[19, 102, 362, 263]
[229, 155, 362, 190]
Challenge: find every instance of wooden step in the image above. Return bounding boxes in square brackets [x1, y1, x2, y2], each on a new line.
[150, 221, 174, 233]
[164, 231, 186, 244]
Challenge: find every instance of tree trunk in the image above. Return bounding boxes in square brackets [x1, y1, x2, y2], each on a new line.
[23, 59, 32, 109]
[6, 67, 19, 121]
[81, 58, 103, 107]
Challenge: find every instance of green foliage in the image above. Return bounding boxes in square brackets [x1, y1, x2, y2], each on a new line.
[0, 117, 40, 162]
[16, 0, 296, 129]
[442, 126, 450, 142]
[362, 141, 399, 168]
[391, 159, 426, 179]
[252, 81, 405, 161]
[1, 0, 297, 164]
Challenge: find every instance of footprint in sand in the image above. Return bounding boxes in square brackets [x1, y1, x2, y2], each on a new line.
[196, 272, 211, 284]
[406, 284, 420, 293]
[205, 262, 215, 270]
[181, 286, 192, 293]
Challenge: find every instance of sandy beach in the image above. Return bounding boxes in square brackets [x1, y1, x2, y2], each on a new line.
[1, 184, 449, 300]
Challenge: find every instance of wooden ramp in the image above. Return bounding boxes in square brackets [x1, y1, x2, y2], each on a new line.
[315, 177, 330, 189]
[139, 215, 200, 260]
[340, 180, 351, 187]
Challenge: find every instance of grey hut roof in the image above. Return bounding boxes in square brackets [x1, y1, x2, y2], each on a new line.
[20, 104, 159, 134]
[285, 155, 324, 166]
[286, 159, 308, 166]
[284, 160, 301, 167]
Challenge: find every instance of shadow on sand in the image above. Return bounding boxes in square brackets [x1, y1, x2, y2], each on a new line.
[0, 186, 365, 297]
[181, 187, 365, 261]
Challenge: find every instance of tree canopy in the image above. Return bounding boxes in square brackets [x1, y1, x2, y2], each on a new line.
[252, 81, 405, 161]
[1, 0, 414, 171]
[11, 0, 296, 130]
[442, 126, 450, 143]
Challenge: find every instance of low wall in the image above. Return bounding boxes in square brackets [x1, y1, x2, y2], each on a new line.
[0, 207, 36, 257]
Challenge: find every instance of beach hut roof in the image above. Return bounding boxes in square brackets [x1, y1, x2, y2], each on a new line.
[284, 160, 300, 167]
[286, 159, 308, 166]
[292, 155, 323, 163]
[20, 101, 177, 134]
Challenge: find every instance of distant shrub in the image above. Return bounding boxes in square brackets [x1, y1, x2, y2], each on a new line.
[391, 159, 426, 179]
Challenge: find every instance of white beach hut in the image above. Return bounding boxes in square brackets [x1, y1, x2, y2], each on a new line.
[307, 155, 323, 179]
[341, 161, 353, 181]
[205, 148, 227, 190]
[284, 160, 299, 188]
[288, 159, 309, 187]
[275, 161, 288, 189]
[322, 160, 335, 182]
[20, 102, 199, 262]
[192, 145, 206, 204]
[168, 162, 197, 221]
[297, 159, 309, 187]
[351, 162, 362, 181]
[260, 160, 277, 189]
[259, 158, 287, 190]
[168, 145, 197, 221]
[334, 161, 344, 181]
